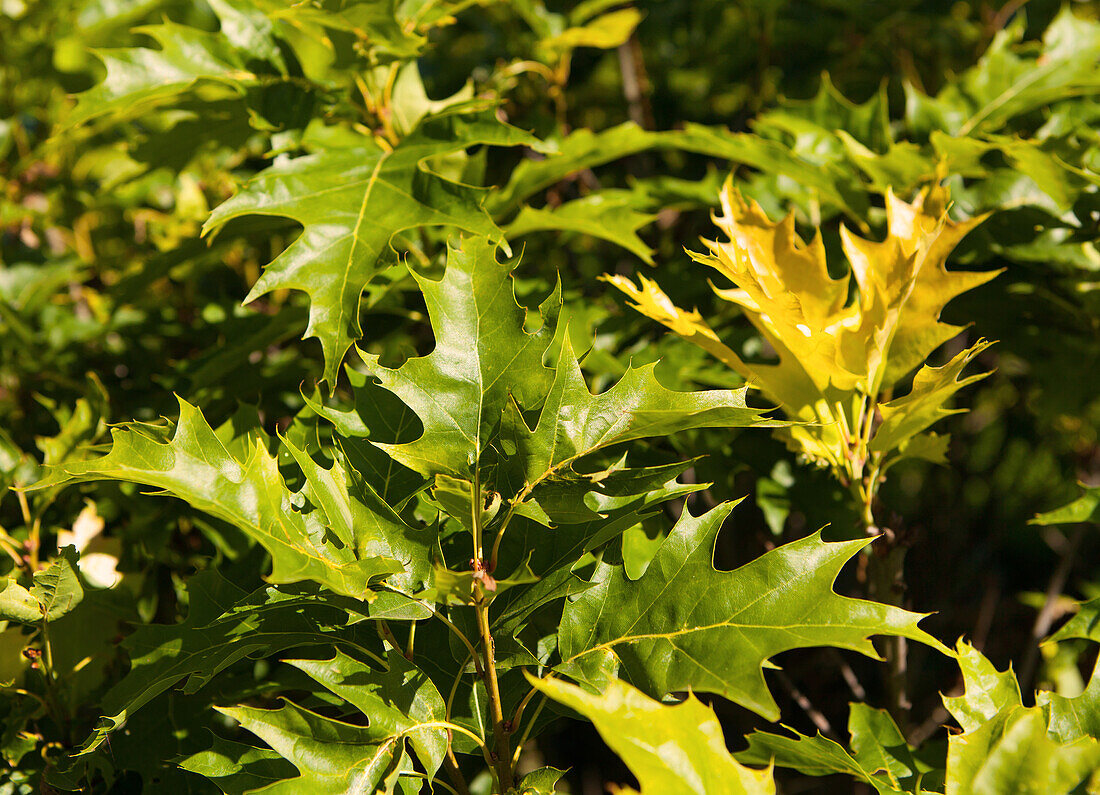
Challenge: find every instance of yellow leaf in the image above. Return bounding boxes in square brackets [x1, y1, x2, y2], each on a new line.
[607, 178, 996, 471]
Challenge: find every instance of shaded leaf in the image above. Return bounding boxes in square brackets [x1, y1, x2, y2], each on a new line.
[506, 191, 656, 264]
[180, 736, 297, 795]
[212, 699, 411, 794]
[73, 571, 378, 755]
[510, 766, 566, 794]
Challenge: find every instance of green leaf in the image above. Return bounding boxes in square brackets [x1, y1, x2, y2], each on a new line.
[1041, 661, 1100, 743]
[0, 579, 40, 624]
[1050, 597, 1100, 646]
[848, 703, 922, 786]
[838, 134, 934, 193]
[49, 398, 409, 597]
[1032, 483, 1100, 526]
[672, 122, 867, 218]
[738, 727, 907, 794]
[938, 642, 1100, 793]
[31, 546, 84, 622]
[541, 8, 642, 56]
[69, 23, 264, 126]
[490, 122, 666, 214]
[505, 191, 656, 264]
[1045, 602, 1100, 741]
[286, 648, 448, 778]
[510, 766, 567, 794]
[945, 705, 1100, 795]
[424, 555, 538, 606]
[511, 336, 778, 496]
[933, 133, 1092, 212]
[301, 374, 425, 507]
[74, 571, 378, 755]
[531, 675, 775, 794]
[204, 108, 548, 385]
[942, 642, 1022, 734]
[212, 699, 412, 794]
[905, 9, 1100, 137]
[206, 0, 287, 73]
[388, 62, 474, 137]
[358, 235, 559, 480]
[557, 502, 948, 720]
[490, 121, 865, 220]
[180, 735, 298, 795]
[282, 440, 434, 594]
[275, 0, 425, 63]
[755, 72, 891, 154]
[358, 235, 776, 514]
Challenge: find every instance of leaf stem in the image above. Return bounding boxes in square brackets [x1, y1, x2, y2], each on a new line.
[511, 694, 546, 766]
[36, 619, 69, 738]
[471, 469, 483, 563]
[15, 488, 40, 569]
[379, 63, 401, 146]
[0, 523, 27, 568]
[375, 619, 402, 655]
[379, 587, 483, 675]
[475, 591, 513, 791]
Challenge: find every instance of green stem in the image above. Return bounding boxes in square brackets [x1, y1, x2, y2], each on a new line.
[857, 446, 910, 734]
[511, 694, 546, 767]
[471, 469, 483, 563]
[475, 594, 513, 791]
[37, 620, 68, 739]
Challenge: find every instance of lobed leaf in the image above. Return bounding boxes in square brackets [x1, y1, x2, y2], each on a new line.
[47, 397, 428, 598]
[73, 571, 379, 755]
[204, 108, 549, 386]
[286, 648, 448, 780]
[532, 675, 775, 795]
[69, 23, 265, 127]
[557, 501, 949, 720]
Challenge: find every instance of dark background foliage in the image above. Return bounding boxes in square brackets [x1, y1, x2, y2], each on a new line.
[2, 0, 1098, 791]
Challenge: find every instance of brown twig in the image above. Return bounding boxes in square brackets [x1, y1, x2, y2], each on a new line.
[616, 33, 654, 130]
[827, 650, 867, 701]
[909, 704, 950, 748]
[1018, 524, 1085, 695]
[774, 670, 838, 740]
[991, 0, 1032, 34]
[442, 751, 472, 795]
[972, 576, 1001, 651]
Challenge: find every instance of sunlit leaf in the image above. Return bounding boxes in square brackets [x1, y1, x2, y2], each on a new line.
[532, 675, 775, 795]
[204, 108, 549, 385]
[557, 501, 948, 720]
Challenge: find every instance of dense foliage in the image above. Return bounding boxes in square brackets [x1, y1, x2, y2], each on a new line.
[2, 0, 1100, 792]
